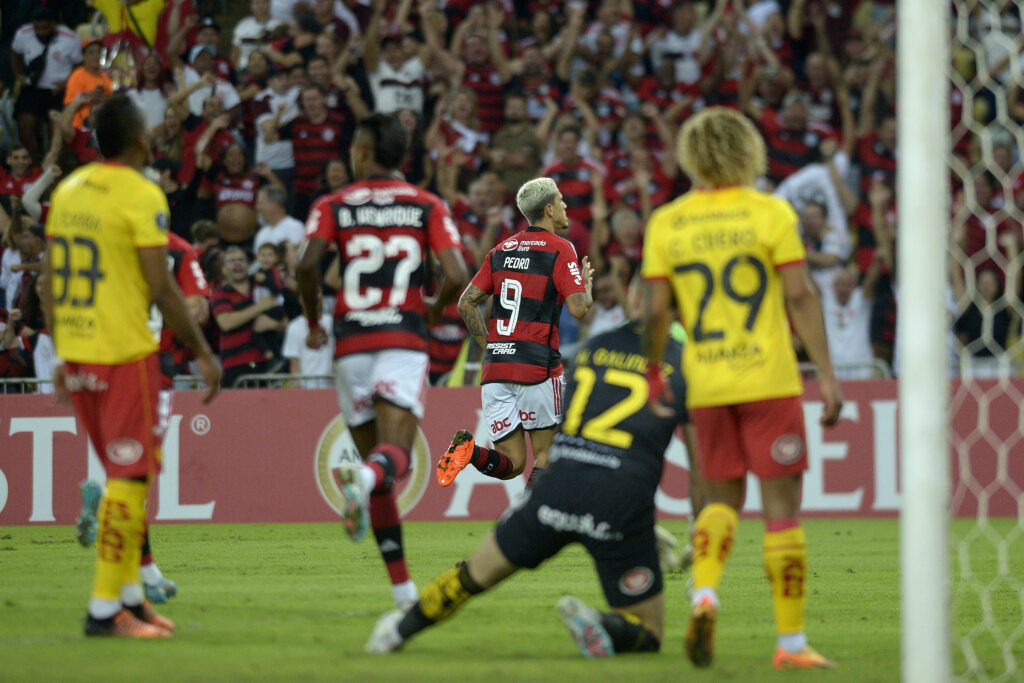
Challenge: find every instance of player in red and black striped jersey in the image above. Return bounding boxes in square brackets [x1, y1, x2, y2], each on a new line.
[437, 177, 594, 490]
[132, 230, 210, 606]
[298, 113, 468, 608]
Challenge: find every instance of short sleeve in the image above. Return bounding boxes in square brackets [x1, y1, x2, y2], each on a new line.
[127, 179, 171, 248]
[219, 84, 241, 111]
[426, 198, 462, 255]
[767, 198, 806, 268]
[470, 252, 495, 294]
[11, 31, 26, 56]
[641, 209, 670, 280]
[177, 245, 209, 297]
[553, 242, 586, 298]
[67, 35, 83, 63]
[304, 195, 336, 243]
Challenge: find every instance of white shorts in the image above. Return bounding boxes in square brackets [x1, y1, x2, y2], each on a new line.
[481, 375, 564, 443]
[334, 349, 429, 427]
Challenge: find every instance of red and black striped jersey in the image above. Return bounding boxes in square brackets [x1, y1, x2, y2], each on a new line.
[462, 63, 505, 134]
[541, 158, 605, 227]
[856, 133, 897, 194]
[307, 177, 463, 358]
[760, 110, 828, 185]
[211, 279, 267, 371]
[472, 226, 587, 385]
[201, 169, 260, 209]
[280, 113, 350, 196]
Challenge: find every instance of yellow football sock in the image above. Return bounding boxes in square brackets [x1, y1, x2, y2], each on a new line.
[91, 479, 148, 602]
[763, 526, 807, 635]
[691, 502, 739, 594]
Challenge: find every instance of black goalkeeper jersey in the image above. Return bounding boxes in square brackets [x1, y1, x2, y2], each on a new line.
[549, 321, 688, 490]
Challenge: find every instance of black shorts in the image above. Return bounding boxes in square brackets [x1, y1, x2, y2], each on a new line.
[494, 464, 662, 608]
[15, 87, 62, 117]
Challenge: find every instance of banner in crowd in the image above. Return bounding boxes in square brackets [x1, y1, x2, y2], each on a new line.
[0, 381, 1019, 525]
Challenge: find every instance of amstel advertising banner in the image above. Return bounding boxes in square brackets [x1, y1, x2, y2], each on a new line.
[0, 381, 1019, 524]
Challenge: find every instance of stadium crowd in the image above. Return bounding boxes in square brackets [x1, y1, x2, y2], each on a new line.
[0, 0, 1019, 389]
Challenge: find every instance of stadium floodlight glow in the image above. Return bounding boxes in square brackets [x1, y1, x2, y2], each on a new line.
[897, 0, 951, 681]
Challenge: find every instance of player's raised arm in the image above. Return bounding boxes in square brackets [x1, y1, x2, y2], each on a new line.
[565, 255, 595, 320]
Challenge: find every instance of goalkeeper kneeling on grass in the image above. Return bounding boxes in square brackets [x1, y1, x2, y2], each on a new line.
[366, 314, 703, 657]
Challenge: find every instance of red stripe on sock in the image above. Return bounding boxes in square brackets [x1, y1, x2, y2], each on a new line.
[385, 559, 409, 584]
[369, 491, 401, 527]
[765, 517, 800, 532]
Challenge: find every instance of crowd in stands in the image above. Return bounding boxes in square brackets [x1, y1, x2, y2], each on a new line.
[0, 0, 1021, 390]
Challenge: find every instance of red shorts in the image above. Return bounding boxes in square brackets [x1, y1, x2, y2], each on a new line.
[66, 353, 170, 480]
[689, 395, 807, 481]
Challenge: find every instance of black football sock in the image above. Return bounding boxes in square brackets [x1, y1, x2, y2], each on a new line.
[470, 445, 516, 478]
[600, 612, 661, 652]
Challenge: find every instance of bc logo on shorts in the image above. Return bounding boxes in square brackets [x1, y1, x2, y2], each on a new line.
[107, 438, 144, 466]
[618, 567, 655, 596]
[771, 433, 805, 466]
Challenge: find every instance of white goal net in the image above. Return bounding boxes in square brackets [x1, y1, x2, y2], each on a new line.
[945, 1, 1024, 680]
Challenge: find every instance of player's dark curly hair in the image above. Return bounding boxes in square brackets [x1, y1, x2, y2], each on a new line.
[357, 113, 407, 171]
[94, 94, 145, 160]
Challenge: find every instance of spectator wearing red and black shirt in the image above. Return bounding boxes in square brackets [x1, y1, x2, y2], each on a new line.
[0, 146, 41, 213]
[455, 177, 515, 268]
[507, 44, 567, 122]
[181, 94, 235, 186]
[459, 30, 510, 135]
[760, 93, 831, 186]
[856, 115, 897, 195]
[425, 4, 512, 135]
[212, 245, 283, 388]
[541, 126, 607, 235]
[266, 84, 350, 219]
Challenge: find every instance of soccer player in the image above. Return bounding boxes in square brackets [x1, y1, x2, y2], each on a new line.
[365, 318, 694, 657]
[44, 94, 222, 637]
[641, 107, 842, 669]
[74, 230, 209, 605]
[297, 113, 469, 608]
[436, 177, 594, 489]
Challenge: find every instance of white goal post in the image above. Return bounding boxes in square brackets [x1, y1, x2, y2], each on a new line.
[898, 0, 952, 681]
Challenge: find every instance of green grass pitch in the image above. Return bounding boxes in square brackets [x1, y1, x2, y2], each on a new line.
[0, 518, 1018, 681]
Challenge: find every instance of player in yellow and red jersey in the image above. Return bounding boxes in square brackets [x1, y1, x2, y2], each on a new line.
[45, 94, 221, 638]
[642, 107, 842, 670]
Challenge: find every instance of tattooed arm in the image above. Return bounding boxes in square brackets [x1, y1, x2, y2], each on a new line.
[458, 283, 491, 350]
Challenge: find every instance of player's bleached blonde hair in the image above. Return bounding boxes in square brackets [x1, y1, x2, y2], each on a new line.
[677, 107, 767, 188]
[516, 177, 559, 224]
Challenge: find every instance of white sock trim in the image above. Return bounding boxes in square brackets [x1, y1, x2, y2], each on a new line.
[140, 563, 164, 585]
[691, 587, 719, 608]
[120, 583, 144, 606]
[777, 631, 808, 653]
[358, 465, 377, 498]
[392, 580, 418, 605]
[88, 598, 121, 620]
